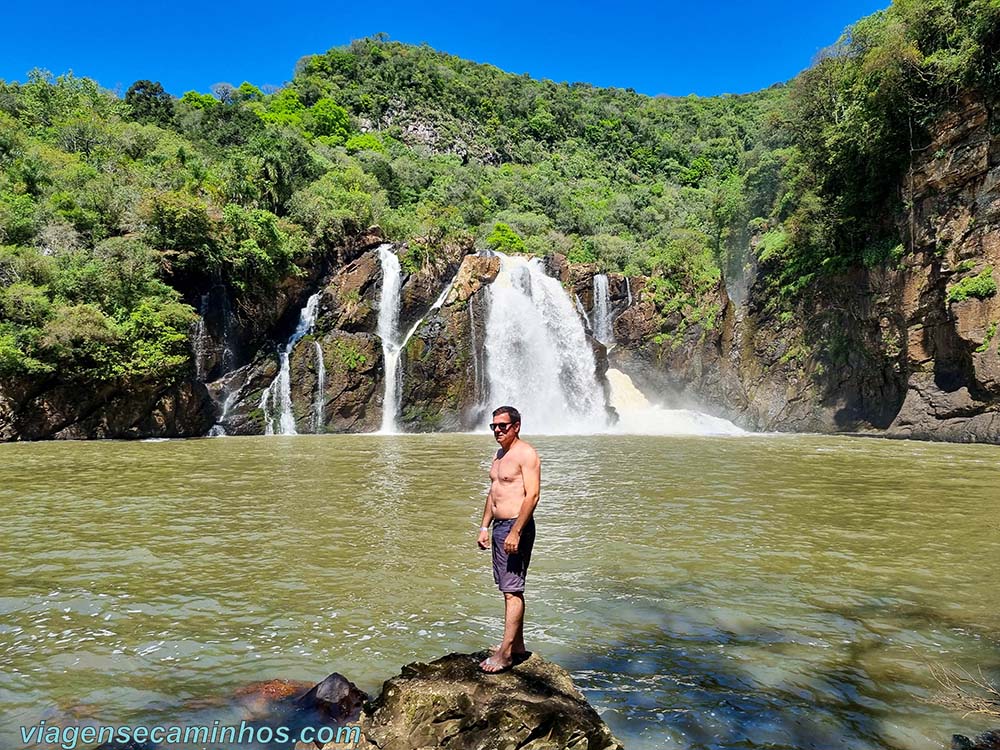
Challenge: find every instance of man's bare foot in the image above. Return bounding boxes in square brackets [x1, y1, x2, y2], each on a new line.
[479, 654, 513, 673]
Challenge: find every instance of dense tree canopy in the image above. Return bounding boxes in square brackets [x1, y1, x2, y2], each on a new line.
[1, 0, 997, 383]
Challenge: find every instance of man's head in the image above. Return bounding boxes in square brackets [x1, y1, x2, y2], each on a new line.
[490, 405, 521, 447]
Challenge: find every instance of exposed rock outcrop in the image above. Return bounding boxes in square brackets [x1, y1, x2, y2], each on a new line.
[205, 240, 470, 436]
[209, 245, 392, 435]
[0, 377, 215, 441]
[356, 652, 623, 750]
[611, 266, 908, 433]
[398, 254, 500, 431]
[85, 653, 622, 750]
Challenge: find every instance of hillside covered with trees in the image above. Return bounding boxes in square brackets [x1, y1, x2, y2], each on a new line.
[1, 0, 999, 435]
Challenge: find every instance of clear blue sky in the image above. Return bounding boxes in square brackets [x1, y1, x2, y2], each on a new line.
[3, 0, 889, 98]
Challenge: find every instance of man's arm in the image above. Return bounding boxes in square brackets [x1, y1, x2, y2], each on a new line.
[506, 449, 541, 552]
[477, 483, 495, 549]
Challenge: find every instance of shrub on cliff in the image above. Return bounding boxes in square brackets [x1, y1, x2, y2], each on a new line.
[948, 267, 998, 303]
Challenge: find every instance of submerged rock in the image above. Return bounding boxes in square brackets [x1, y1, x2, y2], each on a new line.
[233, 678, 315, 720]
[355, 651, 624, 750]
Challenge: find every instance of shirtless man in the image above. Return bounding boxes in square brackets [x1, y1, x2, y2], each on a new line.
[476, 405, 541, 673]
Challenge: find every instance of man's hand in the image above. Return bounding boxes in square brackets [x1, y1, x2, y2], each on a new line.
[477, 529, 490, 549]
[504, 530, 520, 554]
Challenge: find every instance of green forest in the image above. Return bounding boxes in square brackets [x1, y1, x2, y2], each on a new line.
[1, 0, 999, 384]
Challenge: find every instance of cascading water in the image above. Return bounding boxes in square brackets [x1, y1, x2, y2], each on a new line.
[378, 246, 462, 434]
[259, 292, 321, 436]
[205, 284, 240, 437]
[193, 293, 212, 381]
[592, 274, 614, 346]
[313, 340, 326, 434]
[625, 277, 633, 307]
[574, 294, 590, 329]
[377, 245, 404, 433]
[208, 390, 237, 437]
[484, 254, 608, 434]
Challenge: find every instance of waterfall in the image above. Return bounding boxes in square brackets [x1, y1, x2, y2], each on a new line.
[208, 389, 237, 437]
[574, 294, 590, 328]
[259, 292, 322, 436]
[592, 274, 614, 346]
[484, 254, 608, 434]
[193, 293, 211, 381]
[313, 340, 326, 434]
[377, 245, 404, 433]
[377, 248, 462, 433]
[625, 277, 633, 307]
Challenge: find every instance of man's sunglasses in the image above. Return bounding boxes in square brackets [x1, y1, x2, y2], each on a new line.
[490, 422, 517, 432]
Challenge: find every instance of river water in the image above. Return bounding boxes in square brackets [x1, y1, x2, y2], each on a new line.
[2, 433, 998, 749]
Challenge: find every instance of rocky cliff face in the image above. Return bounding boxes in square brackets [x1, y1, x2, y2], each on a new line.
[0, 376, 215, 441]
[398, 254, 500, 430]
[209, 238, 469, 436]
[885, 100, 1000, 441]
[611, 99, 1000, 442]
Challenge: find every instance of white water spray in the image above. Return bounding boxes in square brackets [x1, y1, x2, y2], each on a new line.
[484, 254, 608, 434]
[606, 368, 743, 435]
[260, 292, 321, 436]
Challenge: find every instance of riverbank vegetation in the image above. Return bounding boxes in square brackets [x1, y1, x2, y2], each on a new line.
[1, 0, 998, 382]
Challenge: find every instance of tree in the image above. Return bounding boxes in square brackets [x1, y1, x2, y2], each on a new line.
[124, 80, 174, 126]
[307, 98, 351, 142]
[486, 222, 526, 254]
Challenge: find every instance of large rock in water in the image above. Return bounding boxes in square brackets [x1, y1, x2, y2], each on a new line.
[353, 652, 624, 750]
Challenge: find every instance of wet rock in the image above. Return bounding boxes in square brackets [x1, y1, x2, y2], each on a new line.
[444, 254, 502, 307]
[953, 729, 1000, 750]
[397, 239, 470, 335]
[399, 255, 500, 431]
[314, 331, 384, 432]
[320, 248, 384, 334]
[297, 672, 367, 724]
[208, 354, 279, 436]
[544, 252, 570, 284]
[357, 652, 624, 750]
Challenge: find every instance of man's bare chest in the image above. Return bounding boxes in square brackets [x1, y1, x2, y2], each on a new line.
[490, 454, 522, 484]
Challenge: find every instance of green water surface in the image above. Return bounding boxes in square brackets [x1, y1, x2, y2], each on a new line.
[1, 433, 998, 749]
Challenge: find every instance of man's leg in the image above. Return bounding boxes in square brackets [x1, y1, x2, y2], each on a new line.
[482, 592, 524, 672]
